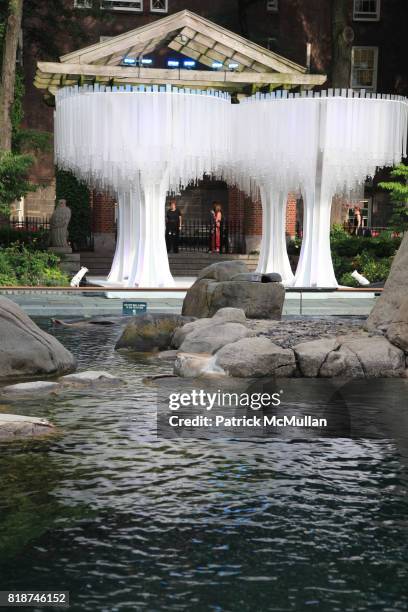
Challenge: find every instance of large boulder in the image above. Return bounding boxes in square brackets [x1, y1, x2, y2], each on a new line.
[179, 322, 251, 354]
[183, 259, 286, 319]
[294, 333, 405, 378]
[0, 414, 55, 440]
[294, 338, 339, 377]
[197, 260, 249, 282]
[172, 308, 246, 348]
[386, 297, 408, 352]
[115, 313, 194, 352]
[365, 233, 408, 331]
[0, 296, 75, 381]
[208, 281, 285, 319]
[182, 264, 285, 319]
[215, 337, 296, 377]
[337, 335, 405, 378]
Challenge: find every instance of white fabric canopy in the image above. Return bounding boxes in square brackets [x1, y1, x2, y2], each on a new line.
[55, 86, 407, 288]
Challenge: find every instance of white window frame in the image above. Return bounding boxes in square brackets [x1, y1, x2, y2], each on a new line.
[353, 0, 381, 21]
[101, 0, 143, 12]
[351, 46, 378, 91]
[74, 0, 93, 8]
[150, 0, 168, 13]
[266, 0, 279, 12]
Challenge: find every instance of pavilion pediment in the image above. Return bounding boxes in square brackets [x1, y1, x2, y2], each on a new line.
[35, 9, 326, 96]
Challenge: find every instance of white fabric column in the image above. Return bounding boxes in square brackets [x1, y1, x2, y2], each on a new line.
[294, 182, 337, 287]
[128, 174, 174, 287]
[257, 186, 294, 285]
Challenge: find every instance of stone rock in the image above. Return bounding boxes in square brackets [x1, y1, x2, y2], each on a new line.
[182, 278, 285, 319]
[197, 260, 249, 282]
[172, 308, 246, 348]
[60, 370, 124, 385]
[208, 281, 285, 319]
[0, 296, 76, 381]
[365, 233, 408, 331]
[0, 414, 55, 440]
[231, 272, 282, 283]
[294, 333, 405, 378]
[263, 272, 283, 283]
[172, 318, 212, 349]
[115, 313, 194, 352]
[155, 350, 179, 361]
[174, 353, 224, 378]
[179, 322, 251, 355]
[338, 334, 405, 378]
[319, 344, 365, 378]
[212, 307, 247, 324]
[294, 338, 339, 377]
[386, 297, 408, 352]
[2, 381, 60, 395]
[215, 337, 296, 377]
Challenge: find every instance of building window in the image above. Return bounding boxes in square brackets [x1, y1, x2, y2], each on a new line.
[101, 0, 143, 11]
[74, 0, 93, 7]
[266, 0, 279, 12]
[353, 0, 380, 21]
[150, 0, 167, 13]
[351, 46, 378, 90]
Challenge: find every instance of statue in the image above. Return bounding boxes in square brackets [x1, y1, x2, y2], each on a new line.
[49, 199, 71, 250]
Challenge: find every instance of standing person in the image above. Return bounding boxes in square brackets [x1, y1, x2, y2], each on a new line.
[353, 205, 362, 235]
[208, 201, 217, 252]
[212, 203, 223, 253]
[165, 199, 182, 253]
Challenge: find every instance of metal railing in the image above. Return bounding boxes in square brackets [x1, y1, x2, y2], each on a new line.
[177, 219, 245, 253]
[6, 217, 94, 252]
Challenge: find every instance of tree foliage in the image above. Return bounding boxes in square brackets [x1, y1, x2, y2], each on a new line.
[0, 150, 35, 215]
[379, 163, 408, 232]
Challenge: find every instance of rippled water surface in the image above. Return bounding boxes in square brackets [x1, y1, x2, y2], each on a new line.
[1, 320, 408, 612]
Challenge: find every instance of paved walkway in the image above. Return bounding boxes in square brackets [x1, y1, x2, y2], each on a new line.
[2, 279, 377, 318]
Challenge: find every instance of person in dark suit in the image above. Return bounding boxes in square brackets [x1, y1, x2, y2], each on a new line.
[166, 199, 182, 253]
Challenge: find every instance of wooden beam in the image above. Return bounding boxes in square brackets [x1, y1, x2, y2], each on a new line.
[59, 9, 307, 75]
[184, 13, 307, 74]
[36, 62, 327, 87]
[60, 11, 188, 64]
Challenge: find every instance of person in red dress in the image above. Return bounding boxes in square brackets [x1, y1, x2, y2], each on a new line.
[212, 203, 223, 253]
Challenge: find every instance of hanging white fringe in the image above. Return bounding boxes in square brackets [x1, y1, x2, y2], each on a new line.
[54, 86, 408, 288]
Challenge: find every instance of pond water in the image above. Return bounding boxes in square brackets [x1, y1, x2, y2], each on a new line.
[0, 319, 408, 612]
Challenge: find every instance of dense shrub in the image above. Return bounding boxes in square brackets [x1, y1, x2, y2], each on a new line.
[288, 226, 400, 286]
[0, 227, 49, 249]
[0, 244, 69, 286]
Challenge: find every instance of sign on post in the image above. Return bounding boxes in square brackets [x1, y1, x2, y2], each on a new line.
[122, 301, 147, 316]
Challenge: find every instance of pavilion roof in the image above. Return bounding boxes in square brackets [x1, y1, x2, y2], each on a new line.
[35, 9, 326, 96]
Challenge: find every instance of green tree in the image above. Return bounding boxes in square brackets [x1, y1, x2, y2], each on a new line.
[0, 150, 35, 215]
[379, 163, 408, 232]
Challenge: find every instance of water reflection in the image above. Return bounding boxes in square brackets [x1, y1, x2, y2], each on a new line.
[0, 320, 407, 611]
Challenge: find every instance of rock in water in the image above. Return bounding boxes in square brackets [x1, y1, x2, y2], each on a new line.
[0, 296, 76, 381]
[294, 334, 405, 378]
[60, 371, 124, 386]
[115, 314, 195, 352]
[365, 233, 408, 331]
[2, 381, 60, 395]
[179, 322, 251, 354]
[215, 337, 296, 377]
[182, 261, 285, 319]
[0, 414, 55, 440]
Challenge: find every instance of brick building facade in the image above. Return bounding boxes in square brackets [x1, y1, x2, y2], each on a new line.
[20, 0, 407, 251]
